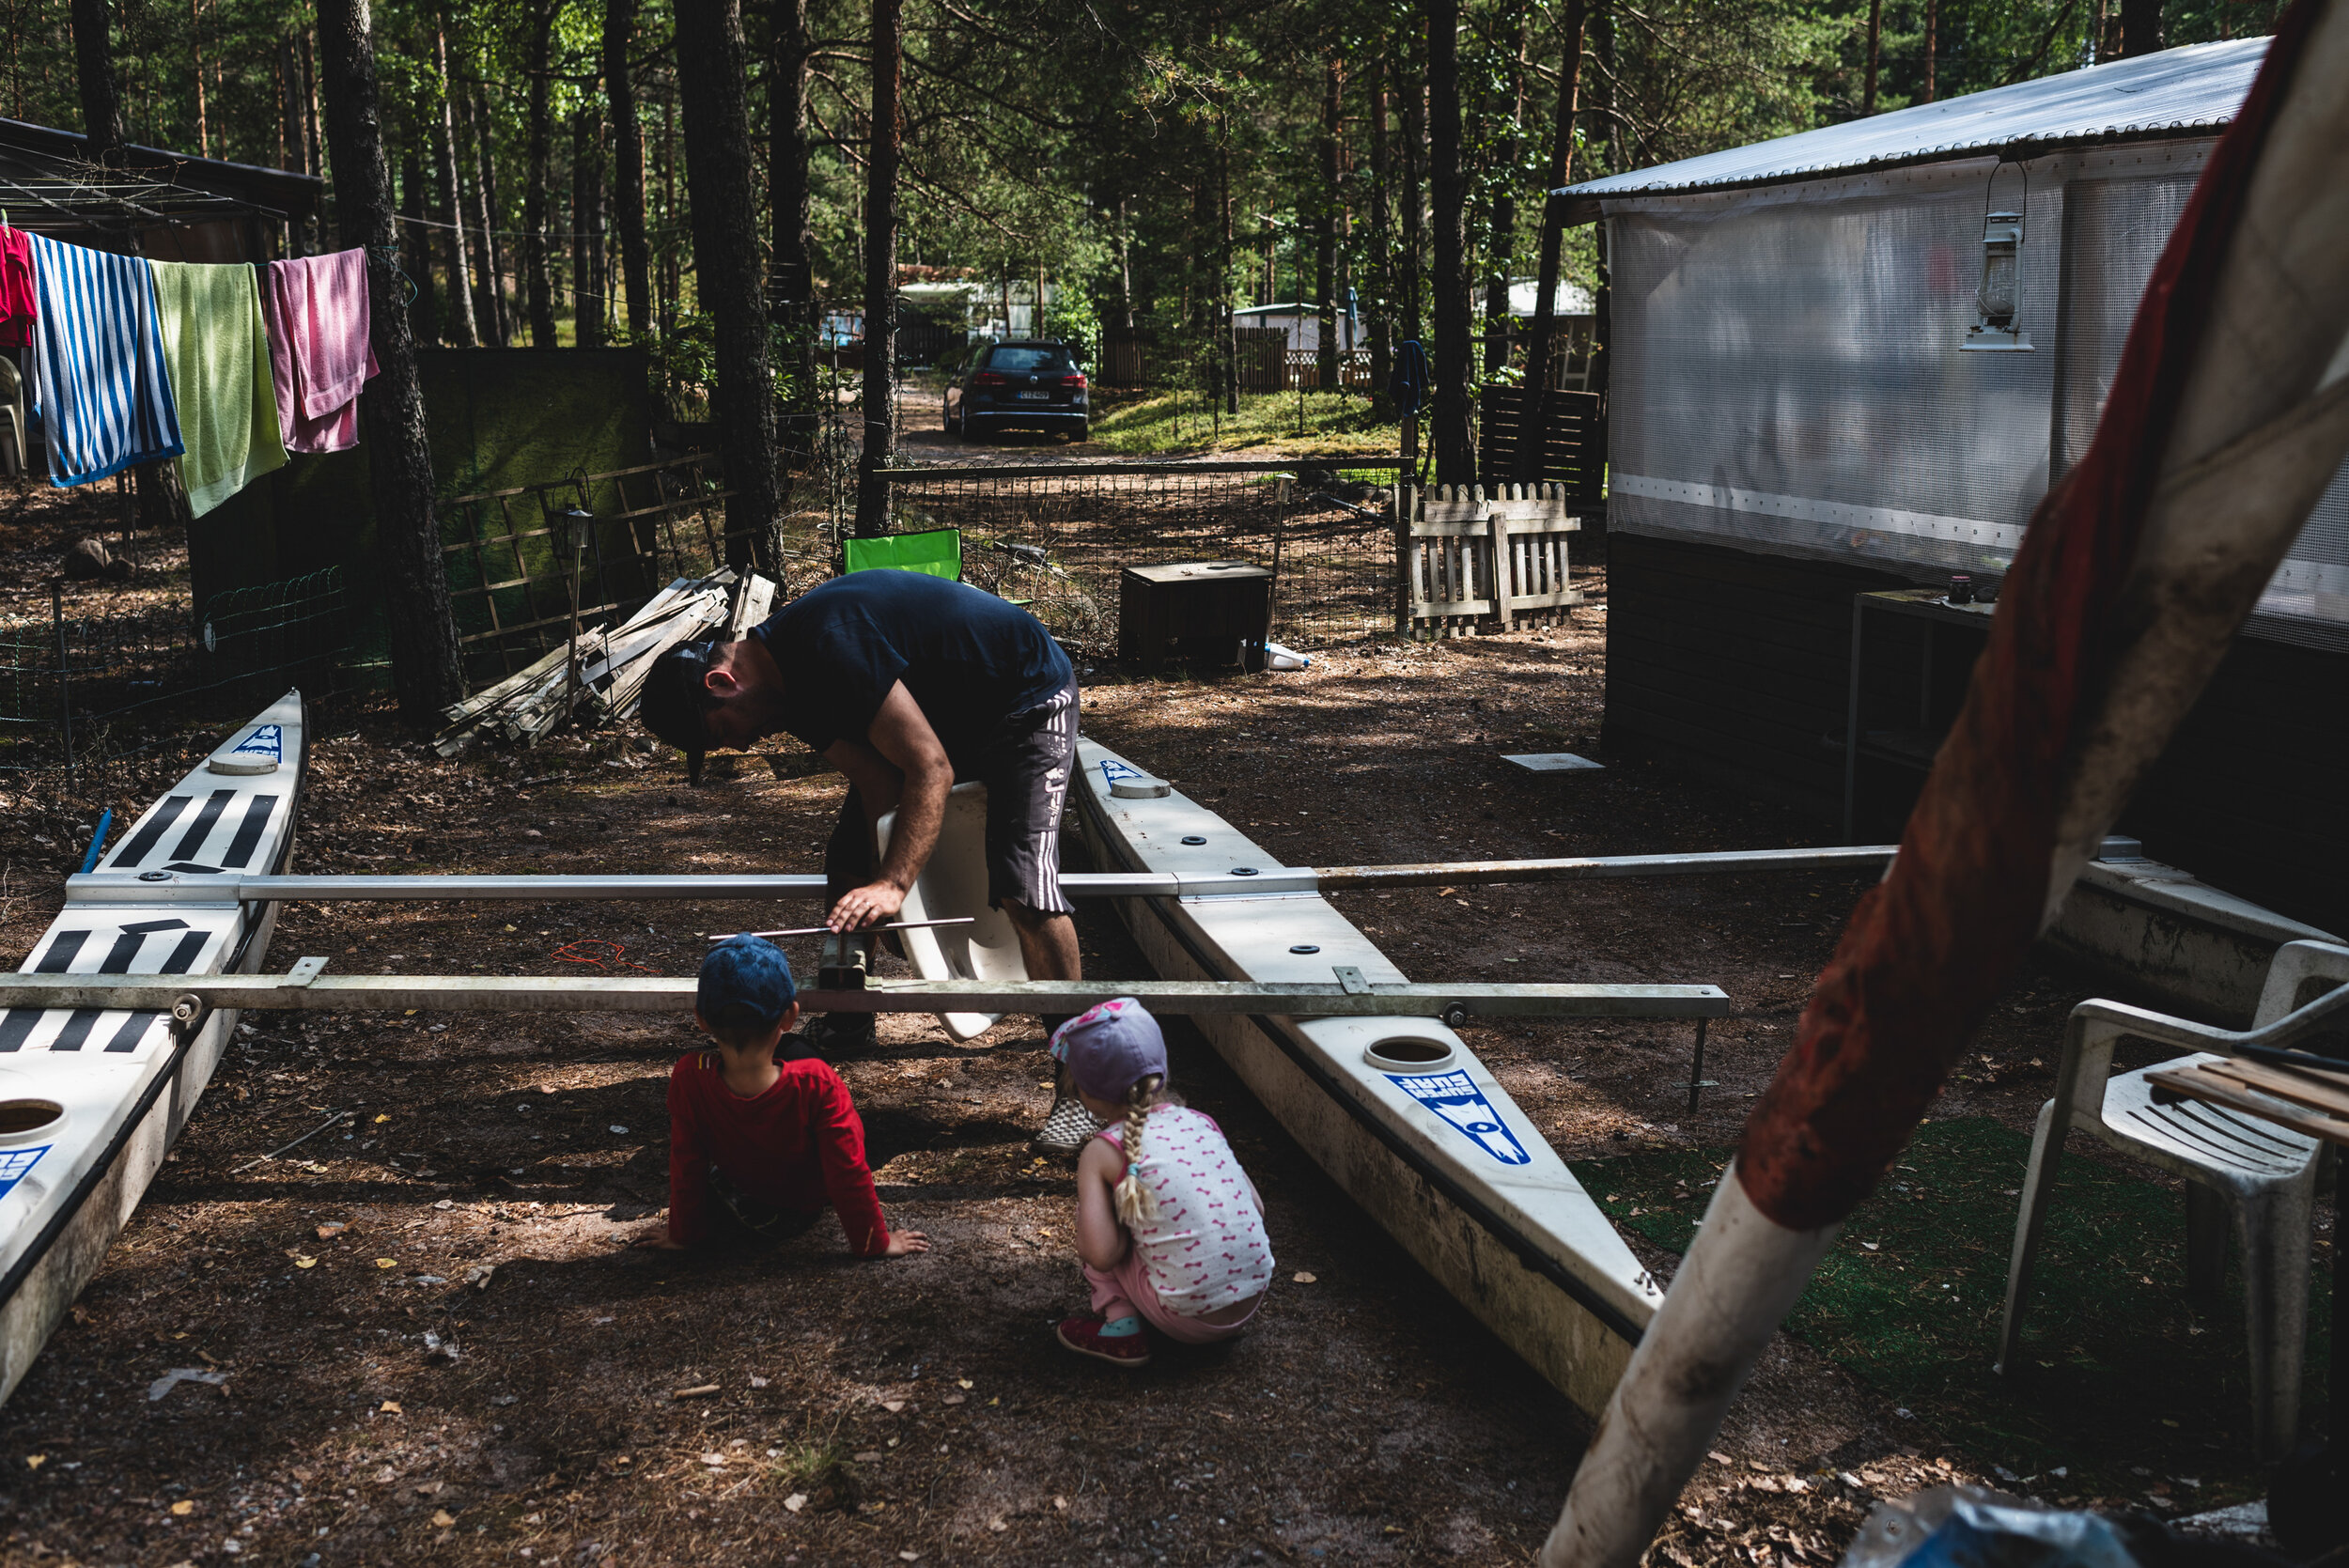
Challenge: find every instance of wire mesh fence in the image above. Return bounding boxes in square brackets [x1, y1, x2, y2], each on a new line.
[0, 567, 350, 771]
[871, 460, 1406, 657]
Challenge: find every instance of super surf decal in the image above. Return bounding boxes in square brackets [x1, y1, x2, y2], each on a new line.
[227, 723, 285, 762]
[0, 1144, 50, 1203]
[1386, 1070, 1532, 1165]
[1097, 757, 1147, 791]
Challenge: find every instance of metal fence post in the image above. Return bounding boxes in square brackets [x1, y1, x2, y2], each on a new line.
[52, 583, 72, 776]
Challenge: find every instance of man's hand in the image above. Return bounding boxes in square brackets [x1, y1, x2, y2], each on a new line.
[633, 1222, 688, 1250]
[828, 878, 907, 932]
[879, 1229, 931, 1257]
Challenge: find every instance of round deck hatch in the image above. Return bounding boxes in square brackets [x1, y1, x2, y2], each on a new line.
[0, 1099, 65, 1144]
[1111, 777, 1171, 799]
[1363, 1037, 1457, 1075]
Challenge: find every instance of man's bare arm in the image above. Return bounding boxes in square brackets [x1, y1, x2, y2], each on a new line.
[821, 681, 952, 930]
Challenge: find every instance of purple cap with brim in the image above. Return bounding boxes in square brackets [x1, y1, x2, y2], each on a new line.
[1050, 998, 1167, 1102]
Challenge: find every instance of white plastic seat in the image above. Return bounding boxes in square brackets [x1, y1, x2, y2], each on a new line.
[0, 355, 24, 475]
[1996, 939, 2349, 1462]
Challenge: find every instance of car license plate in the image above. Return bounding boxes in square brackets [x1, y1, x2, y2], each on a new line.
[1017, 390, 1050, 401]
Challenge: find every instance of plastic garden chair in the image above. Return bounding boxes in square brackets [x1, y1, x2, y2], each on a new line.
[842, 528, 961, 581]
[1996, 939, 2349, 1461]
[0, 355, 24, 475]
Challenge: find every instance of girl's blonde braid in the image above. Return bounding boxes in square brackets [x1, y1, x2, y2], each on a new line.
[1112, 1073, 1164, 1228]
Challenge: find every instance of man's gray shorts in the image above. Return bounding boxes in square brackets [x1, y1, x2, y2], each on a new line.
[824, 677, 1079, 918]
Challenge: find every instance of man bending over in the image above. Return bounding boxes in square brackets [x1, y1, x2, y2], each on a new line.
[640, 568, 1098, 1154]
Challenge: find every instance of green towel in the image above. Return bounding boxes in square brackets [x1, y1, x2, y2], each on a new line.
[150, 259, 288, 518]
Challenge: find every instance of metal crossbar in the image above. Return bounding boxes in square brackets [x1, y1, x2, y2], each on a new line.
[63, 846, 1907, 905]
[0, 971, 1731, 1021]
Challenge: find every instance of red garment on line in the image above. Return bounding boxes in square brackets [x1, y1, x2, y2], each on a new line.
[0, 227, 35, 349]
[665, 1048, 893, 1255]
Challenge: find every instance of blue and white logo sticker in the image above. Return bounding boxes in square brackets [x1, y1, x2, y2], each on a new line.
[1386, 1070, 1532, 1165]
[0, 1144, 51, 1203]
[229, 723, 285, 761]
[1097, 757, 1147, 791]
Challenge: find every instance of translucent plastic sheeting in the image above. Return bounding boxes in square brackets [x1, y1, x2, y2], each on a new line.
[1605, 142, 2349, 653]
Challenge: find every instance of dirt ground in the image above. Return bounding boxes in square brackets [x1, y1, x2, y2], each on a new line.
[0, 488, 2326, 1566]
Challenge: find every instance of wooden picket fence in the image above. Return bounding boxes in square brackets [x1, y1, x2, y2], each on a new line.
[1405, 483, 1584, 639]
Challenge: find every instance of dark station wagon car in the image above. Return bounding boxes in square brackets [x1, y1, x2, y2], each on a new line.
[943, 339, 1090, 441]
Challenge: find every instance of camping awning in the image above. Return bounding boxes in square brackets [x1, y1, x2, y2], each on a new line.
[1552, 37, 2266, 220]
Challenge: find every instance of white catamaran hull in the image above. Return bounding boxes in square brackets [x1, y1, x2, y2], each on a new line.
[0, 693, 304, 1406]
[1073, 739, 1659, 1418]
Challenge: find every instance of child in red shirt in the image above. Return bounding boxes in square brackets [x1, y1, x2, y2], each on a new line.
[638, 936, 927, 1259]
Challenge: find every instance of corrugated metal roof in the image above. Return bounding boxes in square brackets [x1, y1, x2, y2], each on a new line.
[1558, 37, 2264, 204]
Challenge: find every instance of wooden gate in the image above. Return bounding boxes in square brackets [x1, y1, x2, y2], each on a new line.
[1405, 483, 1584, 639]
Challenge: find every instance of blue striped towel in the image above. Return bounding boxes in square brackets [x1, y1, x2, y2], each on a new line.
[25, 232, 184, 488]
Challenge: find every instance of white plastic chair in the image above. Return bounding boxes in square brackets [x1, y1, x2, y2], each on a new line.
[1996, 939, 2349, 1461]
[0, 354, 24, 475]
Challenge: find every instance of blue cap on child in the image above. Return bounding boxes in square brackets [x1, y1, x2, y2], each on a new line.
[1050, 998, 1168, 1102]
[697, 935, 797, 1026]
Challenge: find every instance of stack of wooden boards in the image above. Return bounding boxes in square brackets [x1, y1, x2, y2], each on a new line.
[432, 569, 777, 756]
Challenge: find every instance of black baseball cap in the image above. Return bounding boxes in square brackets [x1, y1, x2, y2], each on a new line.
[639, 642, 721, 784]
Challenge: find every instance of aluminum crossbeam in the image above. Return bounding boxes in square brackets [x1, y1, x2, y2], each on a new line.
[63, 846, 1906, 906]
[0, 971, 1730, 1020]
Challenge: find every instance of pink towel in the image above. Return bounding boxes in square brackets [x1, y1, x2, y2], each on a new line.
[262, 249, 379, 454]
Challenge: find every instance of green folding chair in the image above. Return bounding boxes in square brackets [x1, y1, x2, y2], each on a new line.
[842, 528, 962, 581]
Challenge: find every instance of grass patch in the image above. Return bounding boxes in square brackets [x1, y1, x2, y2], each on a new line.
[1571, 1117, 2331, 1503]
[1087, 387, 1400, 458]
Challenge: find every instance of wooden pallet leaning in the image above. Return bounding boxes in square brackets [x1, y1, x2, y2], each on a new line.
[1407, 483, 1584, 639]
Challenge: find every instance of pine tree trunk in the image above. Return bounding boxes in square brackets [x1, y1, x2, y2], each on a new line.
[317, 0, 465, 724]
[399, 129, 438, 343]
[1399, 36, 1424, 349]
[1485, 8, 1527, 377]
[853, 0, 902, 535]
[1367, 80, 1392, 410]
[1315, 58, 1341, 391]
[570, 108, 604, 347]
[604, 0, 653, 340]
[464, 77, 507, 345]
[1517, 0, 1584, 483]
[2118, 0, 2161, 55]
[431, 23, 477, 347]
[521, 0, 557, 347]
[769, 0, 816, 427]
[1863, 0, 1883, 113]
[1425, 0, 1474, 488]
[69, 0, 126, 163]
[676, 0, 783, 568]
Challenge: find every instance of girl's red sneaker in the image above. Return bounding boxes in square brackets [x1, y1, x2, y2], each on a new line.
[1055, 1314, 1151, 1367]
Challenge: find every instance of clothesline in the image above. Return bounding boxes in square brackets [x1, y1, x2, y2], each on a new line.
[389, 210, 690, 244]
[3, 226, 378, 509]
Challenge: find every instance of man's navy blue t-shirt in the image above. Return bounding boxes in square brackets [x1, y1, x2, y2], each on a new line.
[750, 571, 1073, 768]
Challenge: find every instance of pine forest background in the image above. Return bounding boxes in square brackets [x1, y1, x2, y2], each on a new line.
[0, 0, 2292, 421]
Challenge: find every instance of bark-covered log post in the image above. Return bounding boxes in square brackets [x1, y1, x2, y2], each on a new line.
[317, 0, 466, 724]
[1315, 58, 1342, 392]
[1425, 0, 1476, 489]
[431, 21, 479, 347]
[1517, 0, 1586, 484]
[521, 0, 558, 347]
[68, 0, 126, 163]
[604, 0, 652, 341]
[770, 0, 817, 438]
[676, 0, 784, 571]
[852, 0, 903, 537]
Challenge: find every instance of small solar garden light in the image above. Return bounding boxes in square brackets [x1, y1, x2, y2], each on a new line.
[1962, 210, 2032, 352]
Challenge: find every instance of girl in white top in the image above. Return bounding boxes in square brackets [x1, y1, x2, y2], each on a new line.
[1050, 998, 1275, 1367]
